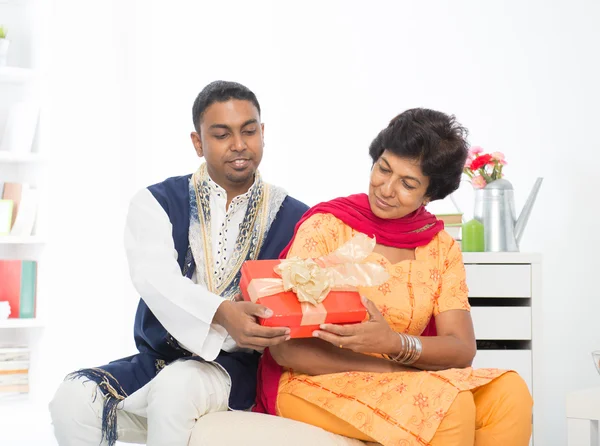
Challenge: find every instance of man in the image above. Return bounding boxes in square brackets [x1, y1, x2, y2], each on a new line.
[49, 81, 308, 446]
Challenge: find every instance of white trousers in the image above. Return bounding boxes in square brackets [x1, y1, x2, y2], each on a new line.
[49, 360, 231, 446]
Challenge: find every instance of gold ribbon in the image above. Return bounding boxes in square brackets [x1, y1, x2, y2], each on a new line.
[247, 233, 390, 309]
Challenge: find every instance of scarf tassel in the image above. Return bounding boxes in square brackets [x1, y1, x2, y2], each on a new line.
[67, 368, 127, 446]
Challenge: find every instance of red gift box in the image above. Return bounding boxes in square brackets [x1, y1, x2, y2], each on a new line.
[240, 259, 367, 338]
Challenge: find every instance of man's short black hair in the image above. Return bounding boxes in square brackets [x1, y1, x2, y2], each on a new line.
[192, 81, 261, 132]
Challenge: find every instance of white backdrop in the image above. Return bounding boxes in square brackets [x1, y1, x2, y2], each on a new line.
[31, 1, 600, 445]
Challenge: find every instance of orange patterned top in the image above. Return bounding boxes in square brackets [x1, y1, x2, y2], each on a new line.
[277, 213, 506, 446]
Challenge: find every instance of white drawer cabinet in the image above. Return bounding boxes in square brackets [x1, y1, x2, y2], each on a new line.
[471, 307, 532, 340]
[465, 264, 531, 297]
[463, 252, 541, 445]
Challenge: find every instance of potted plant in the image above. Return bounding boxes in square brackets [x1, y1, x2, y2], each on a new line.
[0, 25, 9, 67]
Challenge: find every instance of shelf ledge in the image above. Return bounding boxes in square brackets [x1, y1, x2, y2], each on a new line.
[0, 319, 44, 328]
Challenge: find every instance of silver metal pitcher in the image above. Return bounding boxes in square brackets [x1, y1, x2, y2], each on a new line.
[473, 178, 543, 252]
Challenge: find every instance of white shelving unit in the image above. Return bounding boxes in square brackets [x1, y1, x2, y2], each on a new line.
[0, 318, 44, 328]
[0, 235, 44, 243]
[0, 66, 35, 83]
[465, 252, 542, 446]
[0, 158, 44, 185]
[0, 151, 44, 162]
[0, 2, 48, 444]
[0, 236, 46, 259]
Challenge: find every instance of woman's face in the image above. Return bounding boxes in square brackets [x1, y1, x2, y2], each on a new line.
[368, 151, 431, 220]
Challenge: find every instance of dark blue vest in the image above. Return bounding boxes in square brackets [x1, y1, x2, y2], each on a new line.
[71, 174, 307, 440]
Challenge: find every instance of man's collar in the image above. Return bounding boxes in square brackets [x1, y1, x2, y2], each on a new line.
[206, 172, 258, 209]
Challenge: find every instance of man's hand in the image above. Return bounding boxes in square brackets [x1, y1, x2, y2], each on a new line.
[313, 297, 399, 355]
[233, 293, 244, 302]
[214, 300, 290, 351]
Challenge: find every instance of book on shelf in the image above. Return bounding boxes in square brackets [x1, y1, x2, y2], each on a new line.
[0, 260, 37, 318]
[9, 185, 38, 236]
[427, 210, 463, 241]
[0, 347, 29, 398]
[0, 182, 38, 237]
[0, 199, 13, 235]
[1, 182, 22, 228]
[427, 196, 463, 235]
[0, 347, 29, 362]
[444, 224, 462, 240]
[435, 213, 463, 225]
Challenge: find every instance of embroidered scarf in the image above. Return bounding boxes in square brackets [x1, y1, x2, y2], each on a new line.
[188, 163, 287, 299]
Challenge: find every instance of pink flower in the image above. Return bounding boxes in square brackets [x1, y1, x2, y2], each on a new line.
[472, 176, 487, 189]
[464, 146, 508, 184]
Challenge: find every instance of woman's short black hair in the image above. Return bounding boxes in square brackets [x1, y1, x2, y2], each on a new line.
[368, 108, 469, 201]
[192, 80, 261, 132]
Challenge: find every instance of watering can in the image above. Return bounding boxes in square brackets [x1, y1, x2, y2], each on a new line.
[473, 178, 543, 252]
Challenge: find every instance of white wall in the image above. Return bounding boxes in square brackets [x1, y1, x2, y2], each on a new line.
[34, 1, 600, 445]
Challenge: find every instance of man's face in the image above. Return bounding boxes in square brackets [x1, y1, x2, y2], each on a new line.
[191, 99, 264, 193]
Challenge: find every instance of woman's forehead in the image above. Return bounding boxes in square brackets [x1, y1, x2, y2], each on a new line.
[380, 152, 424, 175]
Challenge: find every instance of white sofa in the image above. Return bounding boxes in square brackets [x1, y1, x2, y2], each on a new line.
[188, 411, 380, 446]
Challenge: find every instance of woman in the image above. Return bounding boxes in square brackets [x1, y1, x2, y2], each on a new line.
[255, 109, 533, 446]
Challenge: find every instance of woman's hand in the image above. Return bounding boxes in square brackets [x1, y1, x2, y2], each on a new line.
[313, 297, 399, 355]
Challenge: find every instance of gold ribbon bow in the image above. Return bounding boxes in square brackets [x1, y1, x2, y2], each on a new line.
[247, 233, 390, 306]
